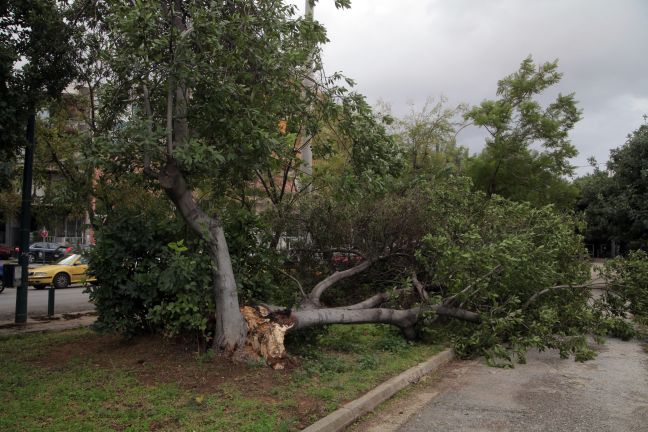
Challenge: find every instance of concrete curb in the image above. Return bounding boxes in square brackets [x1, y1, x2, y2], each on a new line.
[302, 348, 455, 432]
[0, 310, 96, 335]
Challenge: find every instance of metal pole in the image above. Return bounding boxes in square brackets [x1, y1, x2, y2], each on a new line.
[47, 286, 55, 317]
[15, 112, 35, 324]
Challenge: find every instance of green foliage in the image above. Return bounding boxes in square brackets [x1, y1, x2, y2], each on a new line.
[86, 195, 193, 337]
[147, 240, 215, 338]
[415, 190, 594, 365]
[466, 56, 581, 208]
[386, 97, 468, 176]
[576, 124, 648, 251]
[600, 250, 648, 321]
[295, 173, 618, 365]
[0, 0, 78, 187]
[574, 169, 617, 248]
[87, 189, 294, 339]
[219, 203, 295, 306]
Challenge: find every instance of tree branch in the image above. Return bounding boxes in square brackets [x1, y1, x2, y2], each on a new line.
[142, 83, 157, 177]
[166, 77, 174, 155]
[278, 268, 306, 298]
[411, 272, 428, 301]
[303, 257, 377, 308]
[291, 302, 480, 331]
[443, 264, 503, 306]
[341, 293, 389, 310]
[522, 282, 610, 309]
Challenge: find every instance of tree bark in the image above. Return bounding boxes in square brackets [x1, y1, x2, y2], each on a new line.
[291, 303, 480, 331]
[159, 161, 247, 353]
[291, 307, 418, 330]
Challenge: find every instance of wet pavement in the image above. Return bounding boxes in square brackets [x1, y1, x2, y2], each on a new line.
[397, 338, 648, 432]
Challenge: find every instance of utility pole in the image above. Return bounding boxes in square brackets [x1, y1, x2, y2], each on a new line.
[299, 0, 315, 192]
[15, 112, 35, 324]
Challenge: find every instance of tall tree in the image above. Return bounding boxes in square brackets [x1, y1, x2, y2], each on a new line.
[0, 0, 77, 187]
[465, 56, 581, 208]
[87, 0, 364, 354]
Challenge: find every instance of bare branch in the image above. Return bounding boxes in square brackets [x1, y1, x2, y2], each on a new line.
[142, 84, 158, 177]
[278, 268, 306, 298]
[255, 170, 277, 205]
[165, 77, 174, 155]
[411, 272, 428, 301]
[303, 258, 377, 308]
[341, 293, 389, 310]
[522, 282, 610, 309]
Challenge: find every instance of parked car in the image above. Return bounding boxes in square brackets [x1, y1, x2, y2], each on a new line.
[330, 251, 363, 269]
[28, 254, 95, 289]
[26, 242, 73, 263]
[0, 244, 13, 260]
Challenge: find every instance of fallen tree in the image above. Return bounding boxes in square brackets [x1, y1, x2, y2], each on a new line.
[229, 178, 638, 368]
[80, 1, 638, 367]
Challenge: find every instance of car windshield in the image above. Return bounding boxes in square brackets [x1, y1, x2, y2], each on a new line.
[57, 254, 80, 265]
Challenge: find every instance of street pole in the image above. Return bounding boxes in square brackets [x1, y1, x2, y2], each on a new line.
[299, 0, 315, 192]
[15, 112, 35, 324]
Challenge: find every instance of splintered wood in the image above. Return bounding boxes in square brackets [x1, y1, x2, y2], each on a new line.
[240, 305, 294, 369]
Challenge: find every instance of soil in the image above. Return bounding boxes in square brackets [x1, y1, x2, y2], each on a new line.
[30, 331, 326, 427]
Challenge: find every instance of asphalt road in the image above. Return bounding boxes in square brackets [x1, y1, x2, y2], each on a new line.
[396, 338, 648, 432]
[0, 286, 93, 321]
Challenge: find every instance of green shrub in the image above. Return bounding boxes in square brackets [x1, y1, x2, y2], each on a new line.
[87, 194, 291, 340]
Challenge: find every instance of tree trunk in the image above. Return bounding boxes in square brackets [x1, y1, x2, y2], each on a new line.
[159, 161, 247, 353]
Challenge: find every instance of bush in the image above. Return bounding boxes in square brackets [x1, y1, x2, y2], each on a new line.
[87, 194, 292, 340]
[86, 197, 210, 338]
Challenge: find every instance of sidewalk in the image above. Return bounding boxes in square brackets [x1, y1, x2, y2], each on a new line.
[0, 311, 96, 336]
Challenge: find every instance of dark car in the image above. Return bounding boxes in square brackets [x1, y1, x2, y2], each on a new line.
[0, 244, 13, 260]
[27, 242, 73, 264]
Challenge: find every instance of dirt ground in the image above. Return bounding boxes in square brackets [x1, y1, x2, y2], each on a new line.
[30, 332, 330, 426]
[353, 338, 648, 432]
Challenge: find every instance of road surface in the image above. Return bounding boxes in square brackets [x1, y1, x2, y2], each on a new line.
[356, 338, 648, 432]
[0, 286, 93, 321]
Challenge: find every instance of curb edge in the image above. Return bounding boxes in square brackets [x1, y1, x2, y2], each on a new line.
[302, 348, 455, 432]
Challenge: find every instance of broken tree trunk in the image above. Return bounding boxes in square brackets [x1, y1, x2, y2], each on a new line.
[240, 305, 294, 369]
[239, 299, 480, 368]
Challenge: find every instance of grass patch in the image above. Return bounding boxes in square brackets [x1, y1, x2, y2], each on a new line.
[0, 325, 442, 431]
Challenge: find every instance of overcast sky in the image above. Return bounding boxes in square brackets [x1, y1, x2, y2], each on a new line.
[293, 0, 648, 176]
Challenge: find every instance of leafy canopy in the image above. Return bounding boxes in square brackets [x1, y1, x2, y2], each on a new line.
[466, 56, 581, 208]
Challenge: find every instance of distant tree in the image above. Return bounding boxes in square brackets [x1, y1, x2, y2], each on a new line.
[607, 124, 648, 249]
[0, 0, 77, 188]
[465, 56, 581, 208]
[574, 168, 617, 253]
[578, 124, 648, 251]
[379, 97, 467, 176]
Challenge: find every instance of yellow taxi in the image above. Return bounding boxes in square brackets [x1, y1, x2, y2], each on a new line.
[28, 254, 96, 289]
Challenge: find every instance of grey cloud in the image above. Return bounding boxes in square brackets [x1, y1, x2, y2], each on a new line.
[295, 0, 648, 174]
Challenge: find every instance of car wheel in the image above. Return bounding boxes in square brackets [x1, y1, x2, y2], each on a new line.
[28, 254, 35, 263]
[33, 284, 45, 290]
[53, 272, 70, 289]
[0, 280, 4, 294]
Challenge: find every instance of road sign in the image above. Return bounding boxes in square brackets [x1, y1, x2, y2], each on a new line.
[40, 228, 48, 238]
